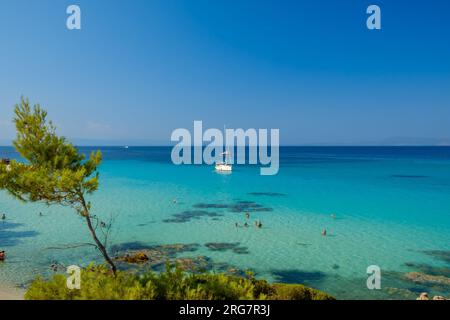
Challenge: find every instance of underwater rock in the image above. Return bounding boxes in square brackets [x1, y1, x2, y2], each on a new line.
[118, 252, 149, 264]
[405, 272, 450, 286]
[175, 256, 211, 272]
[417, 292, 429, 300]
[416, 292, 448, 300]
[114, 242, 248, 277]
[115, 243, 201, 267]
[403, 262, 450, 277]
[385, 287, 417, 300]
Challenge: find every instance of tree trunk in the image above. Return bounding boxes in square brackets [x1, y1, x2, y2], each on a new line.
[84, 214, 117, 275]
[78, 194, 117, 275]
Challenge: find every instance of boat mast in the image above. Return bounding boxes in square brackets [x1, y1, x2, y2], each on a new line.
[224, 125, 230, 164]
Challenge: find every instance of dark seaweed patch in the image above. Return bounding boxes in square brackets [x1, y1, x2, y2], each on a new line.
[149, 243, 200, 256]
[332, 264, 340, 270]
[113, 243, 200, 260]
[0, 221, 39, 247]
[110, 241, 151, 252]
[193, 203, 229, 209]
[391, 174, 429, 179]
[421, 250, 450, 264]
[248, 192, 286, 197]
[205, 242, 250, 255]
[163, 210, 223, 223]
[136, 221, 156, 227]
[271, 269, 327, 285]
[296, 243, 311, 247]
[193, 201, 273, 213]
[229, 201, 273, 213]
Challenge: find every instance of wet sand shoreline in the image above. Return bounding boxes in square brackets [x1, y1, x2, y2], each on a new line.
[0, 284, 25, 300]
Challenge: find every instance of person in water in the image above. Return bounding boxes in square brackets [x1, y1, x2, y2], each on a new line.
[245, 212, 250, 219]
[0, 251, 5, 261]
[244, 222, 249, 228]
[1, 213, 5, 220]
[322, 229, 327, 236]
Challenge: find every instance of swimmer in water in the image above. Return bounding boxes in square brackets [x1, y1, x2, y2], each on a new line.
[322, 229, 327, 236]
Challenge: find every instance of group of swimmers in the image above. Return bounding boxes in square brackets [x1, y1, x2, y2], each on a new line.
[0, 212, 44, 261]
[1, 214, 6, 260]
[235, 212, 263, 229]
[234, 212, 335, 234]
[0, 215, 6, 260]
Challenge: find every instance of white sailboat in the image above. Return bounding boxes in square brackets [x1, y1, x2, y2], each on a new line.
[215, 150, 232, 172]
[215, 126, 232, 172]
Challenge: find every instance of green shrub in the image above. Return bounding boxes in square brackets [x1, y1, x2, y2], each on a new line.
[25, 265, 335, 300]
[270, 283, 335, 300]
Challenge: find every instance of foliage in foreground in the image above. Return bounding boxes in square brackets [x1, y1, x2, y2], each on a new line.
[25, 265, 335, 300]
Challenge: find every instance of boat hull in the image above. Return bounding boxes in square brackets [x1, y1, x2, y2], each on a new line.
[215, 163, 232, 172]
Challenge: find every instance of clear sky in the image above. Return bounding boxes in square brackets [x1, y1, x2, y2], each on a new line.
[1, 0, 449, 145]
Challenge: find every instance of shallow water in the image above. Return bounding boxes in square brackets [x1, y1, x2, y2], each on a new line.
[1, 146, 450, 299]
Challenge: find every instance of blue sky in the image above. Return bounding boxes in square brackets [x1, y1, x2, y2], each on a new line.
[1, 0, 449, 145]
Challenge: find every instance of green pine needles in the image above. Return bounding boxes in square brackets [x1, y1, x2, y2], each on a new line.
[0, 97, 116, 273]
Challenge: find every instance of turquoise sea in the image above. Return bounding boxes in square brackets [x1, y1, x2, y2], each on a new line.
[1, 146, 450, 299]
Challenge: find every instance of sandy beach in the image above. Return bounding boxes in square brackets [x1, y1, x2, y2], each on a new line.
[0, 285, 25, 300]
